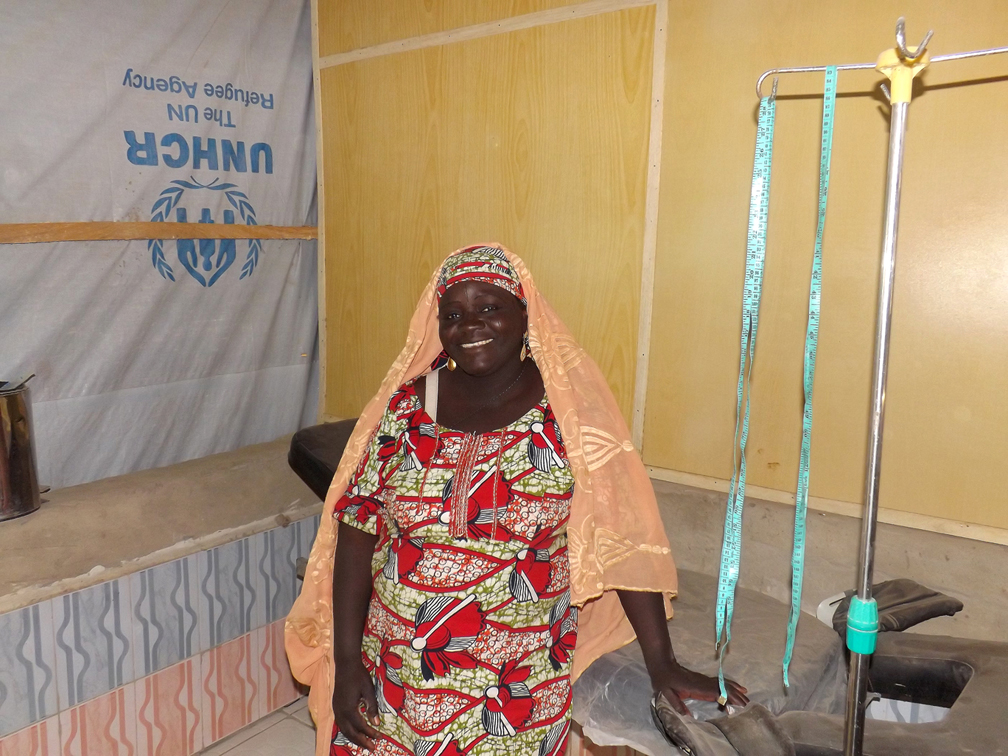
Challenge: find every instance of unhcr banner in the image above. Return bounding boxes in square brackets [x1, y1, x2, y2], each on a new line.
[0, 0, 318, 488]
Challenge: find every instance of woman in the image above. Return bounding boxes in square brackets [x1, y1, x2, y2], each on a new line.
[286, 245, 747, 756]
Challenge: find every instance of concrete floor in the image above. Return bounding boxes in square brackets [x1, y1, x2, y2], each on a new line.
[197, 697, 316, 755]
[195, 700, 630, 756]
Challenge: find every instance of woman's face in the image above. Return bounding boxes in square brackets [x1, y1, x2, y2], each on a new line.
[438, 280, 527, 377]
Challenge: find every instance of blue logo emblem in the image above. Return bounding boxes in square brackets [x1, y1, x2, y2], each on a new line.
[148, 178, 261, 286]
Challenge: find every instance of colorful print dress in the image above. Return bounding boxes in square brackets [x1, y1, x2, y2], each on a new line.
[331, 380, 577, 756]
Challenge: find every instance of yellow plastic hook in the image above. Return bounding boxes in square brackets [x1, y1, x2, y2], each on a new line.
[876, 47, 930, 103]
[877, 18, 932, 104]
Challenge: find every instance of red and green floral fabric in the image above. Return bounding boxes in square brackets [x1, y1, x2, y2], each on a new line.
[332, 382, 577, 756]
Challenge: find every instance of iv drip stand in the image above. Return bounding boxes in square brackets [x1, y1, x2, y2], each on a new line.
[843, 59, 914, 756]
[752, 18, 1008, 756]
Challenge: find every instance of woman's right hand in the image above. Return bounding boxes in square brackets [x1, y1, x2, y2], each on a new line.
[332, 659, 381, 751]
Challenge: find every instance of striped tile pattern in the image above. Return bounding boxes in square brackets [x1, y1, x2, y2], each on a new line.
[255, 515, 318, 625]
[0, 516, 318, 755]
[0, 602, 58, 737]
[130, 555, 202, 679]
[255, 620, 301, 714]
[53, 580, 135, 709]
[198, 541, 260, 651]
[0, 619, 301, 755]
[200, 633, 260, 746]
[58, 684, 137, 756]
[0, 715, 59, 756]
[135, 658, 202, 756]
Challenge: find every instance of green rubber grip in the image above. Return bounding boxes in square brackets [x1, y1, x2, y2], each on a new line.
[846, 596, 879, 655]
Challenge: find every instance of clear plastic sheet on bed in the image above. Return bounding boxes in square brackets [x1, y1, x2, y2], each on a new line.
[572, 570, 847, 755]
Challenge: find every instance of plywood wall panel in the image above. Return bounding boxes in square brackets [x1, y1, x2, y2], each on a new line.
[644, 0, 1008, 529]
[317, 0, 585, 58]
[321, 7, 655, 421]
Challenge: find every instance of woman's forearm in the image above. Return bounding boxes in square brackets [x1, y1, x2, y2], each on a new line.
[332, 521, 380, 666]
[616, 589, 677, 683]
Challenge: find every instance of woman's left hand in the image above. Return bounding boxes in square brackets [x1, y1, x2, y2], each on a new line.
[653, 662, 749, 717]
[615, 590, 750, 717]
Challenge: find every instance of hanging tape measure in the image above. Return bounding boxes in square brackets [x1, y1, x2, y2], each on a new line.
[714, 88, 777, 704]
[784, 66, 837, 687]
[715, 68, 838, 702]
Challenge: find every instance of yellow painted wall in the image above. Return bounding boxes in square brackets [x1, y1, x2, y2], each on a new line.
[318, 0, 584, 57]
[644, 0, 1008, 529]
[315, 0, 1008, 531]
[318, 5, 655, 420]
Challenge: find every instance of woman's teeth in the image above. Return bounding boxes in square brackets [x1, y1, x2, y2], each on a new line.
[461, 338, 493, 349]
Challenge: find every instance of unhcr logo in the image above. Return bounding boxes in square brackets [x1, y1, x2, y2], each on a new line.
[148, 178, 260, 286]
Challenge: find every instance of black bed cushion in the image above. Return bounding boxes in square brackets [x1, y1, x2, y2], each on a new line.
[830, 578, 963, 637]
[287, 419, 359, 501]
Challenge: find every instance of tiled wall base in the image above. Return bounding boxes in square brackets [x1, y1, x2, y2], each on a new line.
[0, 620, 300, 756]
[0, 515, 318, 747]
[0, 716, 59, 756]
[136, 658, 202, 756]
[0, 663, 640, 756]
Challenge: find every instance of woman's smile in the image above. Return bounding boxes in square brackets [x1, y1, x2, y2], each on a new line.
[438, 280, 527, 377]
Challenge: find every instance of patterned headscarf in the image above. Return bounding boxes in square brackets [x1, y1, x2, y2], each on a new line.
[436, 245, 527, 306]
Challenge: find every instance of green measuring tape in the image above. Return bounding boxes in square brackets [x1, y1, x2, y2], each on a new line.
[784, 65, 837, 686]
[716, 68, 837, 701]
[715, 89, 776, 703]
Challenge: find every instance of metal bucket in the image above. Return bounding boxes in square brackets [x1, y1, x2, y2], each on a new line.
[0, 379, 41, 521]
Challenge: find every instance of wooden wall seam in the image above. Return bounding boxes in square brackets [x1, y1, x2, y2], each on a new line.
[316, 0, 660, 423]
[0, 222, 317, 244]
[317, 0, 657, 68]
[311, 0, 330, 423]
[630, 0, 668, 450]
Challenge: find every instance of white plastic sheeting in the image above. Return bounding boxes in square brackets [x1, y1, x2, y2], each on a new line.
[0, 0, 318, 489]
[574, 570, 846, 755]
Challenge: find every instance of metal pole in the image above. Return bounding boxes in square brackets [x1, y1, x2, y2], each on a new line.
[842, 100, 909, 756]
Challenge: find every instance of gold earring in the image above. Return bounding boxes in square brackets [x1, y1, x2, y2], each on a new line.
[447, 357, 456, 371]
[520, 334, 528, 362]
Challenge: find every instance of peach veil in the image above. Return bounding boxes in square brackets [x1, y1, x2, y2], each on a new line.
[285, 244, 677, 755]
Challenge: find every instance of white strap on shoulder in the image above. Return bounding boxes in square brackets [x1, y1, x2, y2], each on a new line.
[425, 368, 439, 423]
